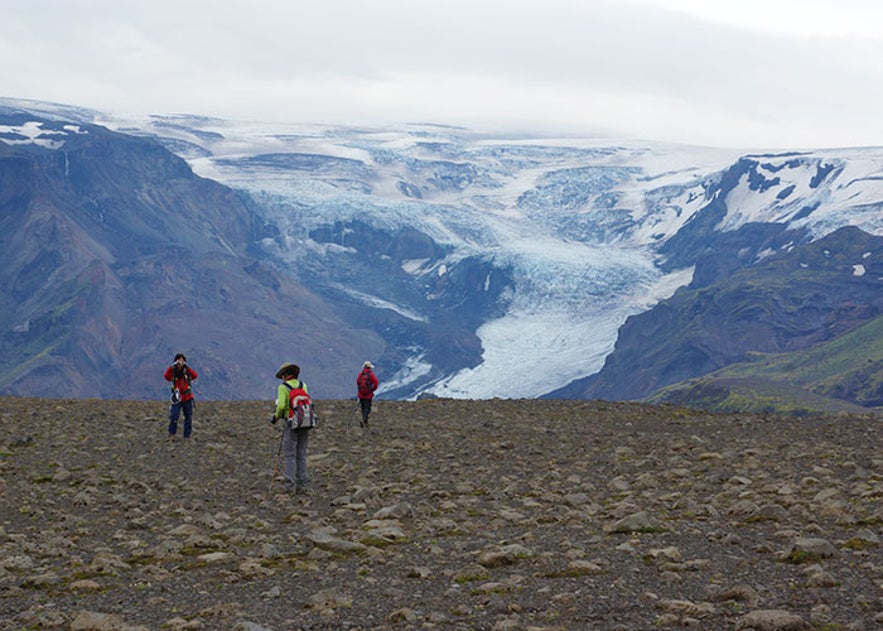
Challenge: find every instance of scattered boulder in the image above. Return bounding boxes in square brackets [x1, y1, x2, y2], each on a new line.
[0, 397, 878, 630]
[606, 510, 656, 534]
[735, 609, 809, 630]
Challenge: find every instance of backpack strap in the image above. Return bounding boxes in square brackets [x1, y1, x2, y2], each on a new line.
[282, 380, 301, 415]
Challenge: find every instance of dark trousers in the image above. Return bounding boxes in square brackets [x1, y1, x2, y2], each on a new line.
[359, 398, 373, 425]
[169, 399, 193, 437]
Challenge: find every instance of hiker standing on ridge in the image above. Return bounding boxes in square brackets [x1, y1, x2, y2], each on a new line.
[164, 353, 198, 440]
[271, 362, 315, 493]
[357, 361, 379, 427]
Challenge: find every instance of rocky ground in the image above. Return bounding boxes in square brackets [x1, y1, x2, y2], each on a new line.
[0, 396, 881, 631]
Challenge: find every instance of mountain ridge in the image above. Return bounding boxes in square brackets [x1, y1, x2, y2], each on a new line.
[647, 312, 883, 413]
[1, 97, 882, 407]
[555, 226, 883, 406]
[0, 110, 374, 399]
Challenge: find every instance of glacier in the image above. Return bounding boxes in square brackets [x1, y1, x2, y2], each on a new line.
[94, 114, 883, 399]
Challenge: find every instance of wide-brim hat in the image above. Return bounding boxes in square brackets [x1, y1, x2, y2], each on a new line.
[363, 361, 373, 369]
[275, 362, 298, 379]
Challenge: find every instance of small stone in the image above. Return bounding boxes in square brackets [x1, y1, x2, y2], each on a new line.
[387, 608, 419, 623]
[478, 543, 532, 568]
[197, 551, 234, 563]
[785, 537, 839, 562]
[70, 610, 129, 630]
[373, 502, 414, 519]
[308, 587, 352, 612]
[735, 609, 810, 630]
[606, 511, 655, 534]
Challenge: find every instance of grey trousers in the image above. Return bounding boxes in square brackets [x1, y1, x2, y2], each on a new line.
[283, 426, 310, 487]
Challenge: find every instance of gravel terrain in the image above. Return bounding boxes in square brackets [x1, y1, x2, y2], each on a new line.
[0, 396, 881, 630]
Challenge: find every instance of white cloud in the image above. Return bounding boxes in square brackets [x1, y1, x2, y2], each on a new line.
[2, 0, 883, 148]
[643, 0, 883, 38]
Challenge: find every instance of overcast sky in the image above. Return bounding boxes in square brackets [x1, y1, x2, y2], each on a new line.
[4, 0, 883, 149]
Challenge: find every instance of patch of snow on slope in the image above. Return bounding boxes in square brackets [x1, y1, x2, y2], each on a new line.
[334, 287, 428, 322]
[0, 121, 79, 149]
[379, 351, 433, 396]
[719, 151, 883, 238]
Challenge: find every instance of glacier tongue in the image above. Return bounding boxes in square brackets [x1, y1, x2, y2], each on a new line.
[432, 255, 694, 399]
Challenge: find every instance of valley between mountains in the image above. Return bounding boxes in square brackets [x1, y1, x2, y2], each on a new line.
[3, 101, 883, 409]
[1, 397, 881, 630]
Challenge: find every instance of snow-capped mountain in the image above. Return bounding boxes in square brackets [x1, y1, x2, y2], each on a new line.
[2, 97, 881, 401]
[97, 112, 882, 399]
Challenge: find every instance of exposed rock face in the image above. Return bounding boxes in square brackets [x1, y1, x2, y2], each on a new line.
[0, 397, 881, 630]
[564, 226, 883, 406]
[0, 120, 375, 400]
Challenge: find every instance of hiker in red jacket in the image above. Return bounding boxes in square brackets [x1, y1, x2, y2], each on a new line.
[164, 353, 198, 440]
[356, 361, 379, 427]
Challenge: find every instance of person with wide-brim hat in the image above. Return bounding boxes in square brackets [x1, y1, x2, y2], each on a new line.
[275, 362, 298, 379]
[270, 362, 314, 493]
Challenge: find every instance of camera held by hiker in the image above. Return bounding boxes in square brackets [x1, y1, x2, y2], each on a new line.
[356, 361, 379, 427]
[271, 362, 317, 494]
[164, 353, 197, 440]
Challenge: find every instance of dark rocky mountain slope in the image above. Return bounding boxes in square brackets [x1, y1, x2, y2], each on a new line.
[0, 116, 376, 399]
[649, 313, 883, 414]
[556, 226, 883, 408]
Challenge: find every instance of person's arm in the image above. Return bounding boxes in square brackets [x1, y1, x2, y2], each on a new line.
[187, 367, 198, 381]
[274, 383, 289, 420]
[164, 366, 174, 382]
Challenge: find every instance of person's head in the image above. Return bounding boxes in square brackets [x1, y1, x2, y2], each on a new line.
[275, 362, 300, 380]
[174, 353, 187, 365]
[363, 361, 373, 370]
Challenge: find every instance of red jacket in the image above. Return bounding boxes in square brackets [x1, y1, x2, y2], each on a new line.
[357, 368, 379, 399]
[164, 364, 198, 402]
